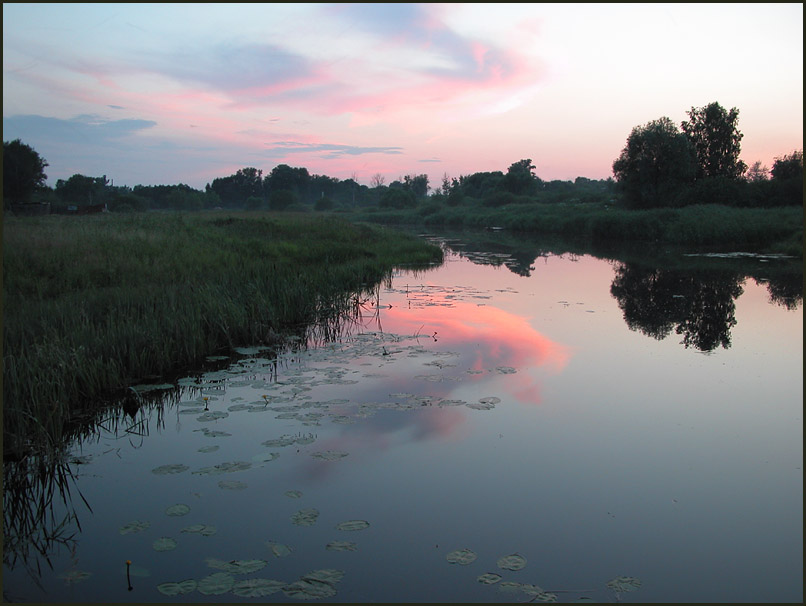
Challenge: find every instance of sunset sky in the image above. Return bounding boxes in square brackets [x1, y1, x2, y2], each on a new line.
[3, 3, 803, 190]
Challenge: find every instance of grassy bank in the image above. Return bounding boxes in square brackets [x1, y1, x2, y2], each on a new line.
[350, 202, 803, 257]
[2, 211, 443, 456]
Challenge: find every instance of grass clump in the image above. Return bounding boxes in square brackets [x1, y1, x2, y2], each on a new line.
[2, 211, 442, 457]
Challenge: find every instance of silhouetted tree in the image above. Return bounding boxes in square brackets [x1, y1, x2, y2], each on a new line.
[745, 161, 769, 182]
[3, 139, 49, 206]
[771, 150, 803, 181]
[55, 174, 109, 205]
[612, 117, 696, 208]
[504, 159, 541, 195]
[681, 102, 746, 180]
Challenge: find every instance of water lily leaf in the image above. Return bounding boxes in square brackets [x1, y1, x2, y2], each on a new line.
[303, 569, 345, 584]
[252, 452, 280, 464]
[334, 520, 370, 531]
[267, 541, 293, 558]
[206, 558, 267, 574]
[312, 451, 348, 461]
[119, 520, 150, 535]
[291, 508, 320, 526]
[326, 541, 358, 552]
[495, 366, 517, 374]
[197, 571, 235, 595]
[606, 576, 642, 593]
[197, 411, 229, 422]
[477, 573, 502, 584]
[156, 580, 196, 595]
[59, 570, 91, 584]
[194, 461, 252, 475]
[151, 464, 188, 475]
[285, 490, 303, 498]
[181, 524, 217, 536]
[198, 445, 220, 453]
[152, 537, 177, 552]
[218, 480, 248, 490]
[165, 503, 190, 516]
[446, 548, 477, 565]
[282, 579, 337, 600]
[232, 578, 286, 597]
[498, 581, 523, 593]
[497, 553, 527, 571]
[195, 428, 232, 437]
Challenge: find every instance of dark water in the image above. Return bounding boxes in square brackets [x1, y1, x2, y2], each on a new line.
[3, 231, 802, 603]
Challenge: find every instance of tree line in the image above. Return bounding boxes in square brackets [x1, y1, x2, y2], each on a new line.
[3, 100, 802, 213]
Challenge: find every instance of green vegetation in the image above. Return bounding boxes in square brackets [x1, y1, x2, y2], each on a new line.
[2, 212, 443, 457]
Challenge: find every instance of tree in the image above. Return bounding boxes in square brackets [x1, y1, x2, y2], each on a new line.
[504, 159, 541, 195]
[269, 189, 297, 211]
[3, 139, 49, 205]
[681, 102, 746, 180]
[745, 161, 769, 182]
[402, 174, 429, 198]
[55, 174, 109, 205]
[612, 117, 696, 208]
[370, 173, 386, 188]
[771, 150, 803, 181]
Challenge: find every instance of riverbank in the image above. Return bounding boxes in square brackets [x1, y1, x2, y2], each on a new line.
[349, 202, 803, 257]
[2, 211, 443, 456]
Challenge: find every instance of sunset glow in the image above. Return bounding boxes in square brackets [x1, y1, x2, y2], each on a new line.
[3, 3, 802, 189]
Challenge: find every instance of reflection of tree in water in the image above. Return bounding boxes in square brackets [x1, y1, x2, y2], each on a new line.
[610, 263, 743, 351]
[756, 273, 803, 311]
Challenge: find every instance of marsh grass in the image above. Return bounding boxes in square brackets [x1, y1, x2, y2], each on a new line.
[352, 202, 803, 256]
[2, 211, 442, 457]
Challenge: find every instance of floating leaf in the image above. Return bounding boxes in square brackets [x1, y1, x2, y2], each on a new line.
[252, 452, 280, 464]
[326, 541, 358, 552]
[334, 520, 370, 531]
[198, 445, 220, 453]
[232, 578, 286, 598]
[477, 573, 502, 584]
[312, 451, 348, 461]
[194, 461, 252, 475]
[218, 480, 248, 490]
[181, 524, 217, 536]
[119, 520, 150, 535]
[446, 548, 477, 565]
[197, 411, 229, 422]
[156, 580, 196, 595]
[195, 428, 232, 438]
[267, 541, 293, 558]
[495, 366, 517, 374]
[197, 572, 235, 595]
[285, 490, 303, 499]
[606, 576, 642, 593]
[59, 570, 91, 584]
[282, 579, 337, 600]
[291, 508, 320, 526]
[498, 581, 523, 593]
[497, 553, 527, 571]
[165, 503, 190, 517]
[206, 558, 267, 574]
[151, 464, 188, 475]
[152, 537, 177, 552]
[304, 569, 345, 584]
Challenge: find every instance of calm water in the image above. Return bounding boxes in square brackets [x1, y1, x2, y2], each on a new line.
[3, 231, 803, 603]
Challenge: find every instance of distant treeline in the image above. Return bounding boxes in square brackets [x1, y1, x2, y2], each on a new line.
[4, 99, 802, 214]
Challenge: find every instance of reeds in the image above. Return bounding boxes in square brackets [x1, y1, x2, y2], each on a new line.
[2, 211, 443, 457]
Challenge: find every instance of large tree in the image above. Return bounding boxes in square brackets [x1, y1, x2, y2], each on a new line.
[681, 102, 747, 180]
[3, 139, 49, 205]
[612, 117, 696, 208]
[504, 159, 542, 195]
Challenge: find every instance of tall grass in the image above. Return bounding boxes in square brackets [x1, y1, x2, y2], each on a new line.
[2, 211, 443, 457]
[351, 202, 803, 256]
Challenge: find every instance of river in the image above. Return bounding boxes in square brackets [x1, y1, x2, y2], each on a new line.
[2, 229, 802, 603]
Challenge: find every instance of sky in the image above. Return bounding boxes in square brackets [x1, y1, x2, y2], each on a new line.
[3, 3, 803, 190]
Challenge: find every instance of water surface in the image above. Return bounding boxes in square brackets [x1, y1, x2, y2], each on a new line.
[3, 232, 802, 603]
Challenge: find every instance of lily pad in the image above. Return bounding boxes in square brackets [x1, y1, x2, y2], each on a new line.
[181, 524, 217, 536]
[196, 411, 229, 422]
[446, 548, 477, 565]
[151, 464, 189, 475]
[606, 576, 642, 593]
[59, 569, 91, 584]
[334, 520, 370, 531]
[291, 508, 320, 526]
[165, 503, 190, 516]
[206, 558, 267, 574]
[285, 490, 303, 498]
[194, 461, 252, 475]
[312, 451, 348, 461]
[119, 520, 150, 535]
[252, 452, 280, 464]
[267, 541, 293, 558]
[497, 553, 527, 571]
[282, 579, 337, 600]
[197, 571, 235, 595]
[304, 569, 345, 584]
[326, 541, 358, 552]
[198, 445, 220, 453]
[232, 578, 286, 597]
[477, 573, 502, 584]
[156, 580, 197, 596]
[218, 480, 248, 490]
[152, 537, 177, 552]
